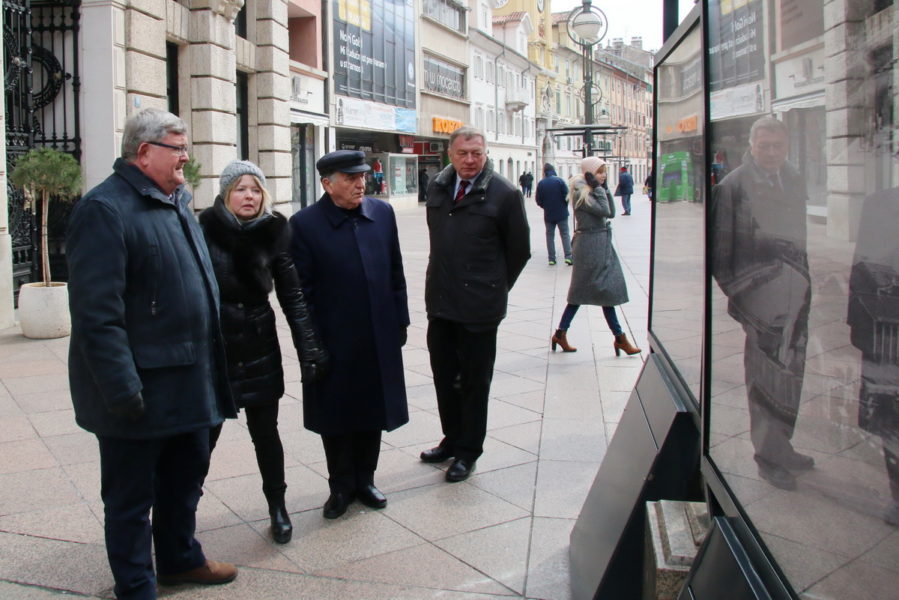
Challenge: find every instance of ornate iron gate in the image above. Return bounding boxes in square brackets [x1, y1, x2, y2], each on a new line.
[4, 0, 80, 295]
[4, 0, 36, 294]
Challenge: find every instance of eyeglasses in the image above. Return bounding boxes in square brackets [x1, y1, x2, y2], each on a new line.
[147, 141, 189, 156]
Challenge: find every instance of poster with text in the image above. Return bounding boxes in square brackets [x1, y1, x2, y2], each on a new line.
[333, 0, 416, 109]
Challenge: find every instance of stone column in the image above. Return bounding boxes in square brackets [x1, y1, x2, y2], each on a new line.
[823, 0, 867, 241]
[80, 0, 128, 190]
[188, 0, 242, 209]
[125, 0, 168, 112]
[255, 0, 291, 212]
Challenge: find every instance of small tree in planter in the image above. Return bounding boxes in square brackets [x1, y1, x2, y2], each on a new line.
[10, 147, 82, 285]
[10, 148, 82, 338]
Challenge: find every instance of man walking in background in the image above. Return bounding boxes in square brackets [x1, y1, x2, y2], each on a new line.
[535, 163, 572, 266]
[617, 165, 634, 215]
[420, 126, 530, 482]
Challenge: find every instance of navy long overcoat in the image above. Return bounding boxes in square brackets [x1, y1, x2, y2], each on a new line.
[288, 194, 409, 435]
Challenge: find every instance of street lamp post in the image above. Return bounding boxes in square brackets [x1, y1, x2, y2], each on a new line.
[567, 0, 608, 157]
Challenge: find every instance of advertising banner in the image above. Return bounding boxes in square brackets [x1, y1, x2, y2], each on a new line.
[333, 0, 416, 109]
[708, 0, 765, 92]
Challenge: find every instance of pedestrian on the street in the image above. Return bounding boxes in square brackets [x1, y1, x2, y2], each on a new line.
[535, 162, 572, 266]
[615, 165, 635, 215]
[551, 156, 641, 357]
[419, 168, 429, 203]
[524, 171, 534, 197]
[419, 126, 531, 482]
[711, 116, 813, 491]
[519, 171, 528, 196]
[199, 160, 329, 544]
[645, 168, 655, 201]
[66, 108, 238, 599]
[289, 150, 410, 519]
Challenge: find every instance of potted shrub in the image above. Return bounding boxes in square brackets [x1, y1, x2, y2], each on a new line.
[10, 147, 82, 338]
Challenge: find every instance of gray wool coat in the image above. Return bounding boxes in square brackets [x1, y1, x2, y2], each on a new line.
[565, 175, 629, 307]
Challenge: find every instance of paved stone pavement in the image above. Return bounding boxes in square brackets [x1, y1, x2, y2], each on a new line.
[0, 193, 652, 599]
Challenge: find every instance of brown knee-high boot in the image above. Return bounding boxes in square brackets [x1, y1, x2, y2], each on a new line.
[551, 329, 577, 352]
[613, 334, 641, 356]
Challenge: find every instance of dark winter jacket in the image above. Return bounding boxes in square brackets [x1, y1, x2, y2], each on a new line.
[289, 195, 410, 435]
[535, 165, 569, 223]
[711, 151, 810, 336]
[425, 159, 531, 325]
[200, 197, 326, 409]
[617, 171, 634, 195]
[67, 158, 236, 439]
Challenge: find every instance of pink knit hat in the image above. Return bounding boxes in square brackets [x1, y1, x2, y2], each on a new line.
[580, 156, 606, 174]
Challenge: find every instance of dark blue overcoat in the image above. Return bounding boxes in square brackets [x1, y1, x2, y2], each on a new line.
[66, 159, 235, 439]
[288, 194, 409, 435]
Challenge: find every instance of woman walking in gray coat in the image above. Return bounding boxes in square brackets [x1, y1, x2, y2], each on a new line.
[551, 157, 641, 356]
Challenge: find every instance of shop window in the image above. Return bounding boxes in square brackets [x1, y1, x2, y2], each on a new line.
[235, 71, 249, 160]
[423, 0, 466, 33]
[166, 42, 179, 116]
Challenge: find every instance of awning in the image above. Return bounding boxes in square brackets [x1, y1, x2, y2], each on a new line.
[290, 109, 329, 127]
[772, 91, 824, 113]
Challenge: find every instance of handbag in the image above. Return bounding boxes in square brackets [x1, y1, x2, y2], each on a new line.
[613, 184, 621, 197]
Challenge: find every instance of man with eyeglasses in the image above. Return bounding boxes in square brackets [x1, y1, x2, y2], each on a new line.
[419, 126, 530, 482]
[712, 116, 813, 491]
[67, 108, 237, 599]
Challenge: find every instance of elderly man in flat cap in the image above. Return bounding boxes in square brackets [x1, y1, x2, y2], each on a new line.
[289, 150, 410, 519]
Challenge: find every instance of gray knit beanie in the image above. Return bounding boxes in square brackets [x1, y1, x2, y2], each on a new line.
[219, 160, 266, 198]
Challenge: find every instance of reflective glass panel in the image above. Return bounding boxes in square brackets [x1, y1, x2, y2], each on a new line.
[651, 22, 705, 400]
[707, 0, 899, 596]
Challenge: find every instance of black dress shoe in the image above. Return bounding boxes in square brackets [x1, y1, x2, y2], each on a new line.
[446, 458, 476, 482]
[420, 445, 453, 463]
[357, 484, 387, 509]
[323, 492, 354, 519]
[779, 450, 815, 472]
[757, 461, 796, 490]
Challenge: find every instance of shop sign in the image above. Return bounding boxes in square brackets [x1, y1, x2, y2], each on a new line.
[423, 55, 465, 99]
[337, 95, 417, 133]
[432, 117, 463, 134]
[710, 82, 765, 120]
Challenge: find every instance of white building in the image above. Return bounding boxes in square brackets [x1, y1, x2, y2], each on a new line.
[469, 9, 539, 184]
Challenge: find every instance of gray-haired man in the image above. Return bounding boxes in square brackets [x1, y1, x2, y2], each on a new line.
[67, 108, 237, 599]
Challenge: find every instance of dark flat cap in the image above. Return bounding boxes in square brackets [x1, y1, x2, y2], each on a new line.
[316, 150, 371, 176]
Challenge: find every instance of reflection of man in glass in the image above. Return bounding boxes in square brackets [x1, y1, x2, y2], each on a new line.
[712, 117, 813, 490]
[848, 186, 899, 526]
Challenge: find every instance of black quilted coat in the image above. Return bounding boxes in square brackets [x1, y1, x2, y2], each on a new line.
[200, 197, 325, 408]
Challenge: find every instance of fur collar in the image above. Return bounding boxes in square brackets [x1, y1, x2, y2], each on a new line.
[200, 196, 288, 295]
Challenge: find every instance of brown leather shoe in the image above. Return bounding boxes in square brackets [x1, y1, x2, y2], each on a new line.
[157, 560, 237, 586]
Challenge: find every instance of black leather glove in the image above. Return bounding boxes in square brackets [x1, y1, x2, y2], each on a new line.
[110, 392, 145, 421]
[399, 326, 408, 347]
[584, 171, 600, 189]
[300, 349, 331, 384]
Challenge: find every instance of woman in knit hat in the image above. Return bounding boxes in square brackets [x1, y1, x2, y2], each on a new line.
[551, 156, 641, 357]
[200, 160, 329, 544]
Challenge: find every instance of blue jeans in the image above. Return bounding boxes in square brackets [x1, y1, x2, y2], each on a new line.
[558, 304, 623, 336]
[545, 219, 572, 262]
[621, 194, 632, 214]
